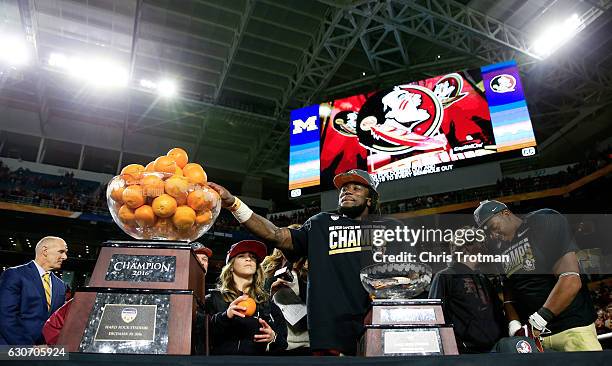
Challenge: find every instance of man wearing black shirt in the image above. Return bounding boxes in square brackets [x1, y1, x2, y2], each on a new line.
[474, 200, 601, 351]
[209, 169, 387, 355]
[429, 228, 505, 353]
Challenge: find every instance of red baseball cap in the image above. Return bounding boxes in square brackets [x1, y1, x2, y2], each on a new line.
[333, 169, 378, 192]
[191, 242, 213, 258]
[225, 240, 267, 264]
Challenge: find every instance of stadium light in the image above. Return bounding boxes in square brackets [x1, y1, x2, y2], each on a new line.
[48, 52, 128, 88]
[86, 59, 129, 88]
[0, 36, 29, 66]
[139, 78, 157, 89]
[157, 79, 177, 97]
[533, 14, 582, 57]
[319, 103, 332, 117]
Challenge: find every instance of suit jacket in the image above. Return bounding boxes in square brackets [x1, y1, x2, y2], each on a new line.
[0, 261, 67, 345]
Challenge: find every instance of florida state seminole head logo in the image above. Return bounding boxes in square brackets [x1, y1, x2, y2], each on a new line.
[433, 73, 468, 107]
[332, 110, 358, 137]
[515, 340, 533, 353]
[356, 85, 446, 154]
[490, 74, 516, 93]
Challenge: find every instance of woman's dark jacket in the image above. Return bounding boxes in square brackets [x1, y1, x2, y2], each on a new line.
[205, 290, 288, 355]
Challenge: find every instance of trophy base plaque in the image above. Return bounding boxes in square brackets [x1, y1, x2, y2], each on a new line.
[360, 299, 458, 356]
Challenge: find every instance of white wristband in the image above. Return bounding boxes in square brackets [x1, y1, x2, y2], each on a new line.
[509, 320, 522, 337]
[230, 197, 253, 223]
[528, 312, 548, 331]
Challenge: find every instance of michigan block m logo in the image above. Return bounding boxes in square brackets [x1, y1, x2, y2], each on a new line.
[292, 116, 318, 134]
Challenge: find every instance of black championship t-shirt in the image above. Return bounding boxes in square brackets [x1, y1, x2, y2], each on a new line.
[288, 212, 396, 355]
[499, 209, 596, 334]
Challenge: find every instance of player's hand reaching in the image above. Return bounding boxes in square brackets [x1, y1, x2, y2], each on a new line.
[208, 182, 236, 208]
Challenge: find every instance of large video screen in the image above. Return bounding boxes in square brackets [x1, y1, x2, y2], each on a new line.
[288, 60, 537, 198]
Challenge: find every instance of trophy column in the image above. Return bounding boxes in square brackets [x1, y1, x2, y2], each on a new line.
[57, 240, 206, 355]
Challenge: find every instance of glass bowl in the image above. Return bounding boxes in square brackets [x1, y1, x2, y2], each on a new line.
[106, 172, 221, 242]
[360, 262, 433, 299]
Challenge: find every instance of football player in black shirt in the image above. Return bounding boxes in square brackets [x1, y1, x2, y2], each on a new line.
[209, 169, 386, 355]
[474, 200, 601, 351]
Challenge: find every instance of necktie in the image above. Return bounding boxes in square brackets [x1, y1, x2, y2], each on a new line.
[42, 273, 51, 311]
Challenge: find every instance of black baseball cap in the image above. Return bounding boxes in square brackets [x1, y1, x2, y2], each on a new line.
[333, 169, 378, 192]
[491, 336, 541, 353]
[225, 240, 267, 264]
[474, 200, 508, 228]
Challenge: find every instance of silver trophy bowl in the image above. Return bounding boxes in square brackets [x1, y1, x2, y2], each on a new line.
[360, 262, 433, 299]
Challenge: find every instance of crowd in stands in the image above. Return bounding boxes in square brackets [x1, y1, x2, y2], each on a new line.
[0, 162, 106, 213]
[592, 280, 612, 336]
[380, 148, 611, 214]
[267, 206, 320, 228]
[1, 145, 610, 230]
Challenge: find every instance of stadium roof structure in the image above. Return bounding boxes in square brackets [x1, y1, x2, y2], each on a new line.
[0, 0, 611, 187]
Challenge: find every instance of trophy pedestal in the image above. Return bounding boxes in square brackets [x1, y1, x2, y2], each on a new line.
[57, 240, 206, 355]
[360, 299, 458, 356]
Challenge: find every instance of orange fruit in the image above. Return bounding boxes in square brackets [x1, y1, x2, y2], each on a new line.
[145, 161, 156, 172]
[134, 205, 156, 227]
[122, 185, 145, 209]
[167, 147, 189, 169]
[174, 166, 183, 176]
[182, 163, 207, 185]
[152, 194, 177, 218]
[172, 206, 196, 231]
[237, 297, 257, 317]
[118, 204, 135, 224]
[121, 164, 145, 185]
[141, 175, 164, 198]
[175, 194, 187, 206]
[110, 186, 124, 203]
[195, 210, 212, 225]
[187, 189, 207, 211]
[154, 156, 177, 174]
[165, 175, 190, 199]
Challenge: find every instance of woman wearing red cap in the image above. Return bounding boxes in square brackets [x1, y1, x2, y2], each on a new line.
[205, 240, 287, 355]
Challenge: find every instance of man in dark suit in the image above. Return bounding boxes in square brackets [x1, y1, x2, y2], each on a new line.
[0, 236, 68, 345]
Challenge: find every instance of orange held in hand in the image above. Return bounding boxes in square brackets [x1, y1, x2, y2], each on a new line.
[237, 297, 257, 317]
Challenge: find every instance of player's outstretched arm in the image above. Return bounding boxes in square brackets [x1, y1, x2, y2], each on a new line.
[208, 182, 294, 253]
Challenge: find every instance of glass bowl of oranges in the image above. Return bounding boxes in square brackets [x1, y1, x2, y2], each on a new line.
[106, 148, 221, 242]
